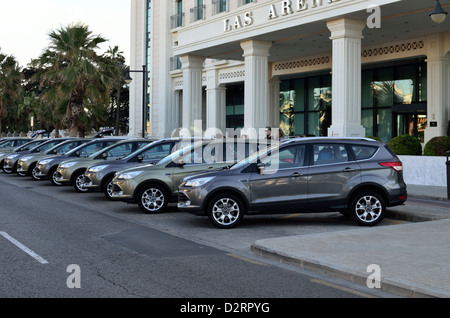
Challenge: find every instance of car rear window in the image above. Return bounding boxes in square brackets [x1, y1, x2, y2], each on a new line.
[351, 145, 378, 160]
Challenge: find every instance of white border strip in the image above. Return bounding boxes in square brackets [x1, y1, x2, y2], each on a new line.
[0, 231, 49, 264]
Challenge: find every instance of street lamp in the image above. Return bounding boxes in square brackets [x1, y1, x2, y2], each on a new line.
[125, 65, 147, 138]
[430, 0, 448, 24]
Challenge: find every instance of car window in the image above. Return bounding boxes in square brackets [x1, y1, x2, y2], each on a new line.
[261, 145, 306, 170]
[80, 143, 105, 157]
[54, 141, 82, 154]
[37, 141, 62, 152]
[351, 145, 378, 160]
[141, 143, 172, 160]
[107, 143, 132, 158]
[313, 144, 348, 165]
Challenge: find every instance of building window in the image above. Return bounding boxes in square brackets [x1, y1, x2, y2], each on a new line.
[280, 75, 331, 137]
[362, 59, 427, 142]
[212, 0, 228, 15]
[171, 0, 184, 28]
[226, 84, 244, 129]
[238, 0, 254, 6]
[191, 0, 205, 22]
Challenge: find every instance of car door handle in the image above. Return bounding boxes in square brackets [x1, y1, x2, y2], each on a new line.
[291, 172, 303, 177]
[342, 167, 355, 172]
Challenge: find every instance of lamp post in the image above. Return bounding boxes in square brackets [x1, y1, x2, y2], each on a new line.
[125, 65, 147, 138]
[430, 0, 448, 24]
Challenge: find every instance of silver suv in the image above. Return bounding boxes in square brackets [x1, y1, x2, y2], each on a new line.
[178, 137, 407, 228]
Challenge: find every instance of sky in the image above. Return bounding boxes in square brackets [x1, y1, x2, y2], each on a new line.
[0, 0, 131, 67]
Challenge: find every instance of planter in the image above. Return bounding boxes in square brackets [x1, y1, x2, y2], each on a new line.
[398, 155, 447, 187]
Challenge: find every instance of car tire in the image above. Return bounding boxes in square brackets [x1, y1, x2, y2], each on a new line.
[102, 175, 115, 200]
[207, 192, 244, 229]
[49, 167, 62, 186]
[72, 170, 90, 192]
[137, 184, 168, 214]
[31, 164, 42, 180]
[349, 191, 385, 226]
[3, 164, 14, 174]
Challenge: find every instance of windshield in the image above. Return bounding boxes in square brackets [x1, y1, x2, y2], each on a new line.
[155, 142, 200, 166]
[14, 140, 44, 151]
[31, 140, 64, 153]
[230, 143, 279, 170]
[120, 140, 160, 161]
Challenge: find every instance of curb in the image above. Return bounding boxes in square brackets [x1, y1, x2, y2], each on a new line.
[250, 243, 447, 298]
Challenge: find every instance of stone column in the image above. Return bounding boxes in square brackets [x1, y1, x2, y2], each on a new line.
[327, 18, 366, 137]
[425, 34, 450, 144]
[179, 55, 205, 133]
[240, 40, 272, 138]
[205, 68, 226, 137]
[269, 77, 281, 129]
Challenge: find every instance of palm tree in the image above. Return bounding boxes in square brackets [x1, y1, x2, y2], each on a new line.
[34, 23, 117, 136]
[104, 46, 128, 135]
[0, 49, 22, 133]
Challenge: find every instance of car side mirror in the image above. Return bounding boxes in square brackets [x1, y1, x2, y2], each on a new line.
[76, 151, 81, 157]
[177, 159, 186, 167]
[102, 152, 108, 159]
[257, 162, 266, 174]
[137, 155, 143, 163]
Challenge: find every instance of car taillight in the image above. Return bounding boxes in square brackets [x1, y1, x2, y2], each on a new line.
[379, 162, 403, 172]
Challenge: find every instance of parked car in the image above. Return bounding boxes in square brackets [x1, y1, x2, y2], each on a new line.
[17, 139, 89, 179]
[110, 139, 260, 214]
[37, 138, 153, 187]
[178, 137, 408, 229]
[52, 137, 142, 191]
[84, 138, 203, 200]
[0, 137, 32, 150]
[3, 138, 79, 174]
[0, 139, 49, 170]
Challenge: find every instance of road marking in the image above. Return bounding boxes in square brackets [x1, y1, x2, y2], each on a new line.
[310, 278, 377, 298]
[0, 231, 49, 264]
[226, 253, 268, 266]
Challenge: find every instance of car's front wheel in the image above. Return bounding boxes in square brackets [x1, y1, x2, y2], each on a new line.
[102, 176, 115, 200]
[31, 165, 42, 180]
[207, 193, 244, 229]
[137, 184, 168, 213]
[49, 167, 62, 186]
[72, 170, 89, 192]
[350, 191, 385, 226]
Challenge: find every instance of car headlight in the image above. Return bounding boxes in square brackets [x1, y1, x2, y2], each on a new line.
[19, 156, 33, 161]
[6, 154, 19, 159]
[116, 170, 143, 180]
[60, 161, 77, 168]
[88, 165, 109, 173]
[39, 159, 54, 165]
[184, 176, 215, 187]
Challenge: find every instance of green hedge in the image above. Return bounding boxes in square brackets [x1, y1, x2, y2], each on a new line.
[388, 135, 422, 155]
[424, 136, 450, 156]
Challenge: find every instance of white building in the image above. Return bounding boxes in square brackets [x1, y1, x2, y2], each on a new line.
[129, 0, 450, 144]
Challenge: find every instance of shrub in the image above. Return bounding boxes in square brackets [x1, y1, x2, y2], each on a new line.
[423, 136, 450, 156]
[388, 135, 422, 155]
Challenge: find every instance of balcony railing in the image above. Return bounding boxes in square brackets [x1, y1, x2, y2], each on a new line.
[190, 5, 206, 22]
[212, 0, 228, 15]
[170, 12, 185, 29]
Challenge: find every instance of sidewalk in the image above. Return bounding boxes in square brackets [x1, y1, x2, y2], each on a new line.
[251, 184, 450, 298]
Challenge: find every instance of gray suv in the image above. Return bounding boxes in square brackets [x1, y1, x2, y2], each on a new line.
[178, 137, 407, 228]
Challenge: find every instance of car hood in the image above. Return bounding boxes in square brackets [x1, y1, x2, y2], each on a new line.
[114, 162, 157, 175]
[182, 167, 233, 181]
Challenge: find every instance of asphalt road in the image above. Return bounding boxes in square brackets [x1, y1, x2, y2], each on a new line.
[0, 172, 400, 302]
